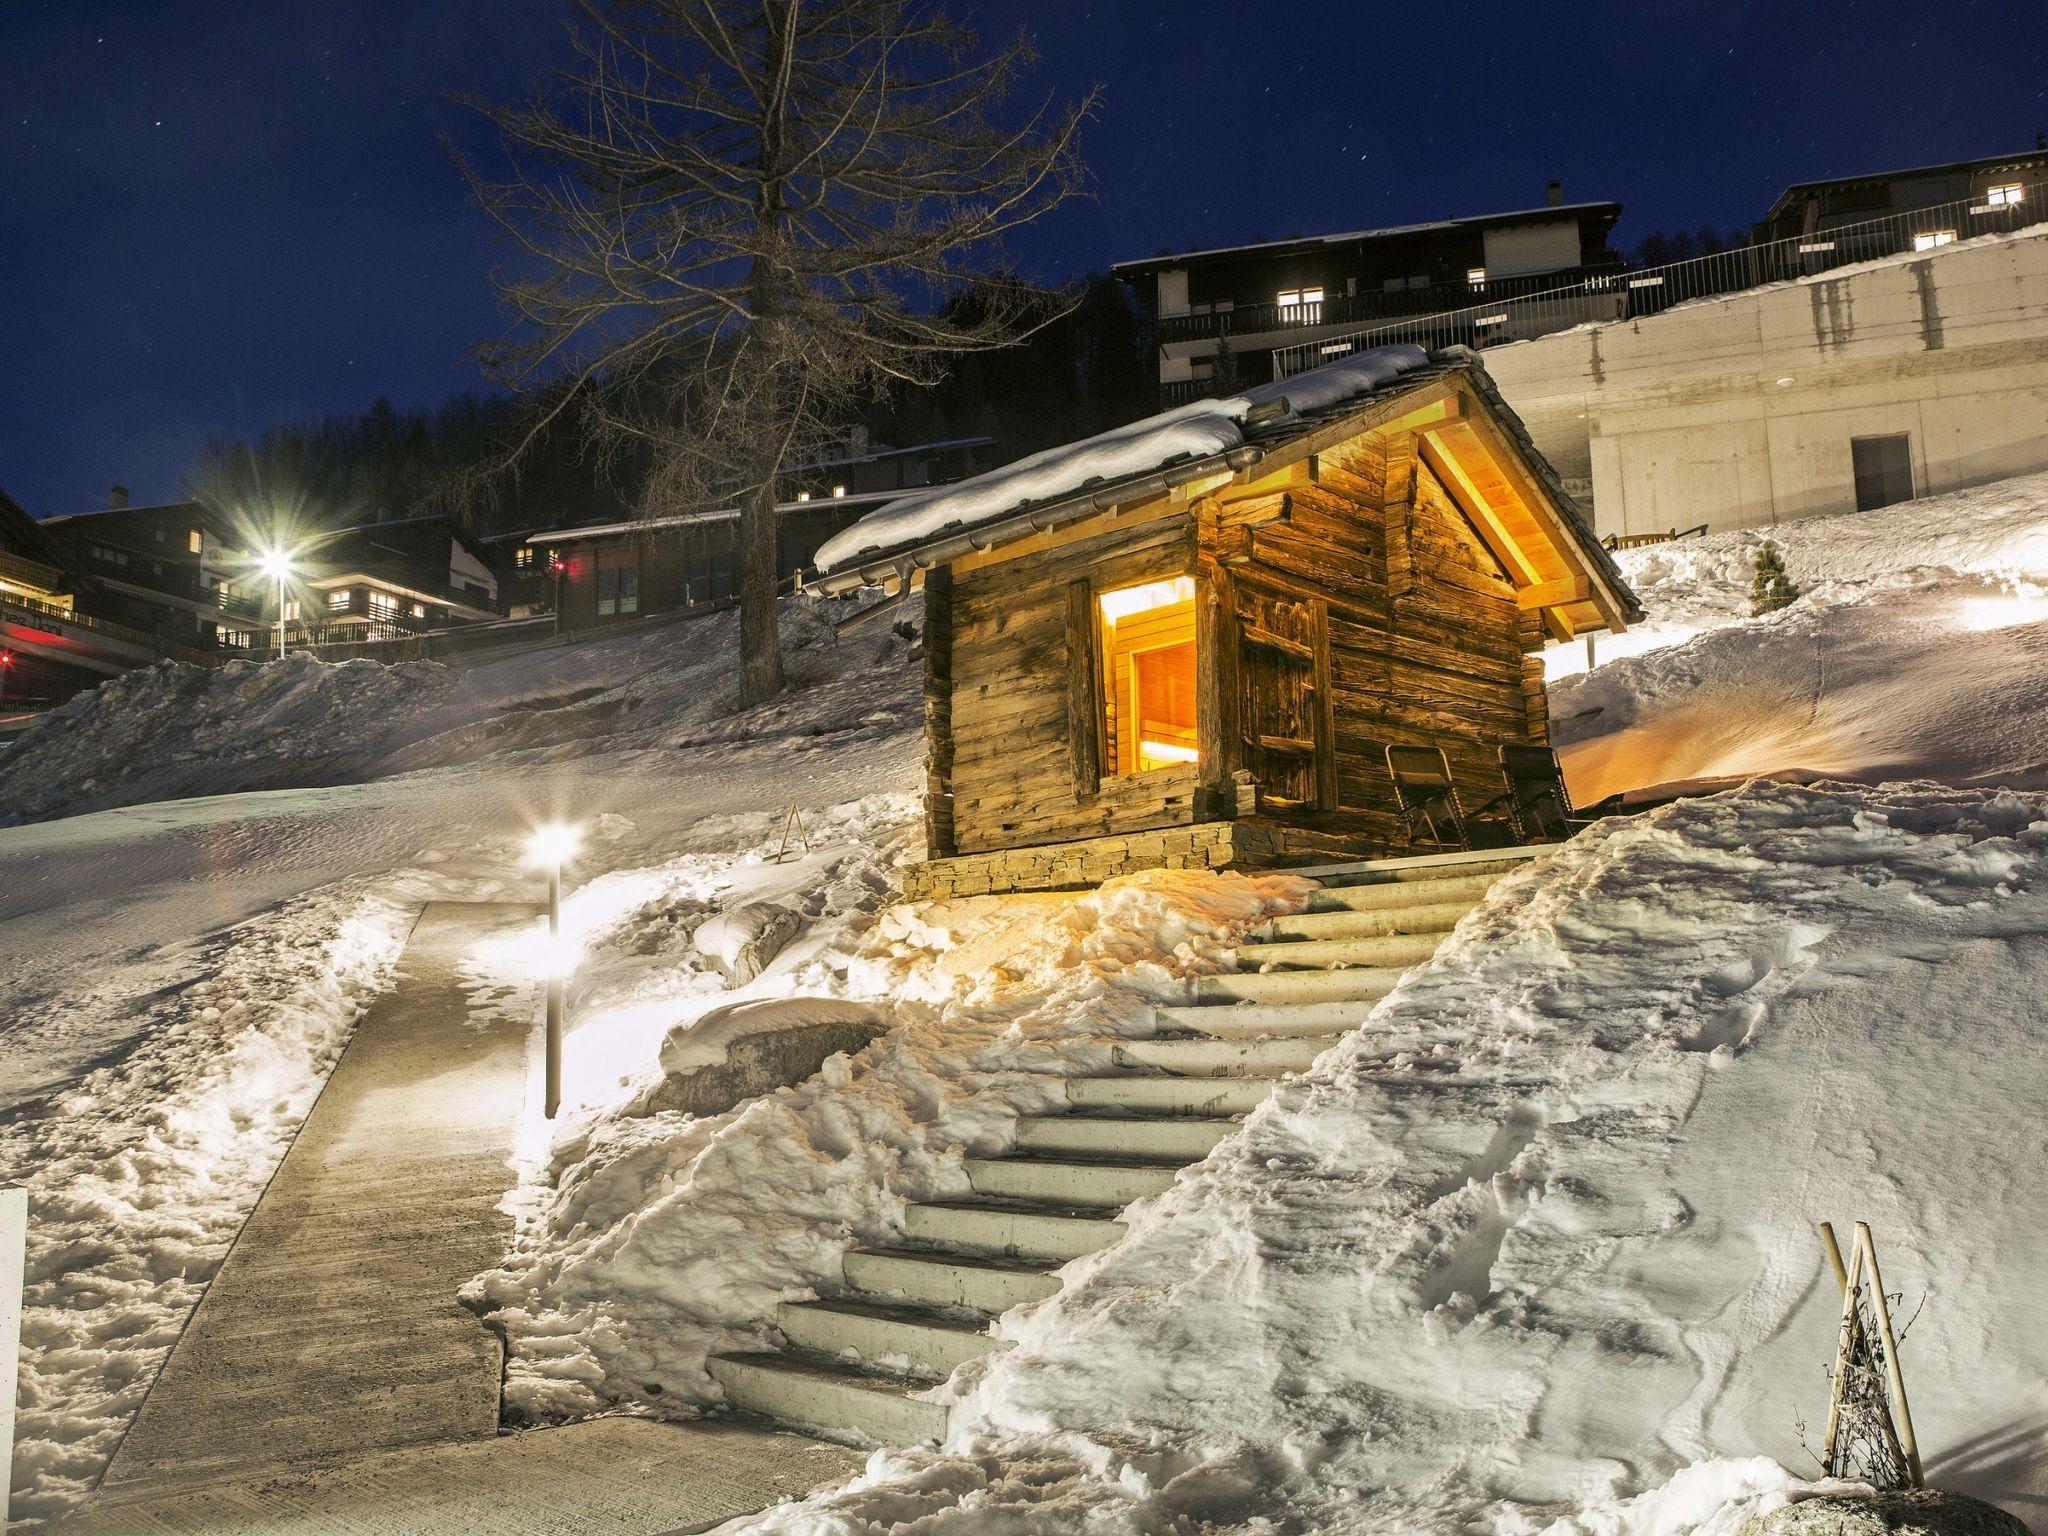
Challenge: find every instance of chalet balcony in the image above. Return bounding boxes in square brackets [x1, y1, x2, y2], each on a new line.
[1154, 263, 1625, 347]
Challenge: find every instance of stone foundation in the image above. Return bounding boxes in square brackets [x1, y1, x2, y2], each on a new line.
[903, 820, 1287, 901]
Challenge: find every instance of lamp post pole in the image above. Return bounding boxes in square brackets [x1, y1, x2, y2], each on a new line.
[545, 859, 563, 1118]
[275, 567, 286, 659]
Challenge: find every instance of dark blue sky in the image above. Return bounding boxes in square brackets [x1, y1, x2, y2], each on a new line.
[4, 0, 2045, 512]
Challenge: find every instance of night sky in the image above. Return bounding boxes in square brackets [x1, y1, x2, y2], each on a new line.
[5, 0, 2046, 513]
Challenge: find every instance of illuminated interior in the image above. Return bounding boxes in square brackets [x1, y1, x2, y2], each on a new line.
[1098, 575, 1197, 775]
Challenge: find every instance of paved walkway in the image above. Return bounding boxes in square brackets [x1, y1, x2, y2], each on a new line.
[72, 1417, 859, 1535]
[73, 900, 859, 1532]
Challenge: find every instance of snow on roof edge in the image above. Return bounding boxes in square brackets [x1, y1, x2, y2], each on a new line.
[812, 345, 1433, 577]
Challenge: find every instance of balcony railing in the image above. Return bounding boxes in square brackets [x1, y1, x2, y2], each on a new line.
[1271, 177, 2048, 380]
[1157, 264, 1625, 347]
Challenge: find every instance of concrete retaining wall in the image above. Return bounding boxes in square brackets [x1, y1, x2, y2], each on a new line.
[1484, 227, 2048, 536]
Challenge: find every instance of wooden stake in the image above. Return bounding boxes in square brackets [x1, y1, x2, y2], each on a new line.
[1820, 1221, 1849, 1293]
[1820, 1235, 1864, 1473]
[774, 805, 812, 863]
[1856, 1222, 1925, 1488]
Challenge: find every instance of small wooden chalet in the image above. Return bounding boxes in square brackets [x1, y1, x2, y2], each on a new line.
[812, 347, 1642, 898]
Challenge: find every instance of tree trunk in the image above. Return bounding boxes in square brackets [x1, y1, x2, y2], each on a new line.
[739, 470, 784, 706]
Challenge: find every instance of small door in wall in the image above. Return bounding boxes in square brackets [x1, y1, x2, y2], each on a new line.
[1233, 584, 1336, 809]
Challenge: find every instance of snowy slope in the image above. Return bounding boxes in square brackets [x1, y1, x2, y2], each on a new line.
[1551, 473, 2048, 804]
[0, 600, 929, 1523]
[728, 782, 2048, 1535]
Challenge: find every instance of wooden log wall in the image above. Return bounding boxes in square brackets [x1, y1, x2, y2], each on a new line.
[1198, 422, 1550, 860]
[946, 512, 1200, 855]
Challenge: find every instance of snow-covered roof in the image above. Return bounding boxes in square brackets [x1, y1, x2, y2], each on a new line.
[814, 346, 1437, 577]
[532, 490, 900, 546]
[813, 345, 1638, 632]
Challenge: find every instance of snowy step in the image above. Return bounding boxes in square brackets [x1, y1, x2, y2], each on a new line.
[707, 1351, 946, 1444]
[1233, 932, 1442, 970]
[1014, 1114, 1240, 1161]
[901, 1199, 1123, 1263]
[1193, 967, 1404, 1006]
[776, 1298, 1005, 1378]
[1113, 1035, 1330, 1076]
[1152, 999, 1374, 1038]
[1065, 1074, 1276, 1116]
[1297, 845, 1550, 883]
[1249, 901, 1476, 942]
[1304, 872, 1500, 913]
[964, 1155, 1180, 1208]
[842, 1247, 1061, 1315]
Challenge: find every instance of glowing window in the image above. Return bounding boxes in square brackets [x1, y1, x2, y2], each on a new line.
[1912, 230, 1955, 251]
[796, 490, 812, 502]
[1987, 183, 2024, 208]
[368, 591, 399, 619]
[1467, 266, 1487, 287]
[1275, 286, 1324, 315]
[328, 589, 351, 612]
[1098, 576, 1197, 776]
[831, 485, 846, 498]
[188, 529, 202, 553]
[515, 546, 535, 570]
[282, 599, 299, 621]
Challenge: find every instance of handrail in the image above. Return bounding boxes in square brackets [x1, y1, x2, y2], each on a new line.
[1602, 523, 1709, 552]
[1271, 174, 2048, 379]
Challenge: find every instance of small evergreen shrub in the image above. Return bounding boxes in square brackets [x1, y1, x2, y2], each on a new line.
[1751, 539, 1799, 615]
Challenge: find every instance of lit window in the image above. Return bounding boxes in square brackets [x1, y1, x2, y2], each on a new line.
[1098, 576, 1197, 777]
[1275, 286, 1324, 316]
[368, 591, 398, 619]
[1467, 266, 1487, 287]
[515, 546, 535, 570]
[796, 490, 812, 502]
[328, 589, 351, 612]
[411, 602, 427, 619]
[1912, 230, 1955, 251]
[282, 600, 299, 621]
[831, 485, 846, 498]
[1987, 183, 2024, 208]
[188, 529, 202, 554]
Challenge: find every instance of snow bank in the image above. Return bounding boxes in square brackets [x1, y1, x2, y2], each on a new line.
[732, 780, 2048, 1534]
[465, 855, 1305, 1422]
[0, 654, 456, 825]
[1549, 472, 2048, 803]
[813, 345, 1429, 572]
[2, 878, 422, 1523]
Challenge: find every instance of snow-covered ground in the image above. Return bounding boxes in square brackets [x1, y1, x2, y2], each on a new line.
[9, 471, 2048, 1531]
[1550, 471, 2048, 805]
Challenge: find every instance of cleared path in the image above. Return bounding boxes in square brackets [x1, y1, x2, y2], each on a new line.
[71, 1417, 858, 1535]
[78, 900, 862, 1531]
[100, 901, 540, 1491]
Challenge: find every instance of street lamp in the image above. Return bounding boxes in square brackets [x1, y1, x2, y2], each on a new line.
[525, 822, 582, 1117]
[0, 650, 12, 707]
[260, 548, 293, 658]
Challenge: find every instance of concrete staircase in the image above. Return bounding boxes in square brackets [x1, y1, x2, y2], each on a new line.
[706, 843, 1550, 1444]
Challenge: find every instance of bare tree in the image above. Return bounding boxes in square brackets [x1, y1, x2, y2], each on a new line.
[453, 0, 1095, 705]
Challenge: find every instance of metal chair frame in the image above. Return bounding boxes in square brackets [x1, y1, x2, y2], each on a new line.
[1384, 743, 1473, 853]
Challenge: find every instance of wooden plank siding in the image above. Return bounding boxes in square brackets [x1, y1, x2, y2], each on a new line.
[947, 512, 1198, 854]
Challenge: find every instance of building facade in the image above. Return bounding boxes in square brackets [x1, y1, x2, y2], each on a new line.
[1759, 147, 2048, 245]
[537, 436, 995, 633]
[1483, 219, 2048, 537]
[1112, 188, 1623, 407]
[39, 491, 265, 648]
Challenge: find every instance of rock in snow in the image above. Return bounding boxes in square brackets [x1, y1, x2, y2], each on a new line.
[1737, 1489, 2031, 1536]
[693, 899, 803, 984]
[633, 997, 885, 1118]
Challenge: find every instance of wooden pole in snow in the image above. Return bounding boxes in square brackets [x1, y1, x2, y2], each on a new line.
[1821, 1230, 1864, 1473]
[1857, 1222, 1925, 1488]
[1, 1186, 25, 1528]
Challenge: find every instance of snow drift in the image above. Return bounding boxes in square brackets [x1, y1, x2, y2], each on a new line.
[1553, 472, 2048, 804]
[730, 780, 2048, 1534]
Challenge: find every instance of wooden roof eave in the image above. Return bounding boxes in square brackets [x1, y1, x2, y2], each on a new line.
[1444, 386, 1634, 636]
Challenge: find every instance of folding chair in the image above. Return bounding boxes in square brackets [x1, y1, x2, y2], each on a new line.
[1384, 744, 1472, 853]
[1484, 743, 1594, 842]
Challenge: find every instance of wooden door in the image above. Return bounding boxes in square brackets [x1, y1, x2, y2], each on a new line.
[1233, 584, 1336, 810]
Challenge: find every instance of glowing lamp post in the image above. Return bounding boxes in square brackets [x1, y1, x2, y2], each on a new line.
[525, 822, 582, 1117]
[0, 650, 12, 706]
[260, 548, 293, 658]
